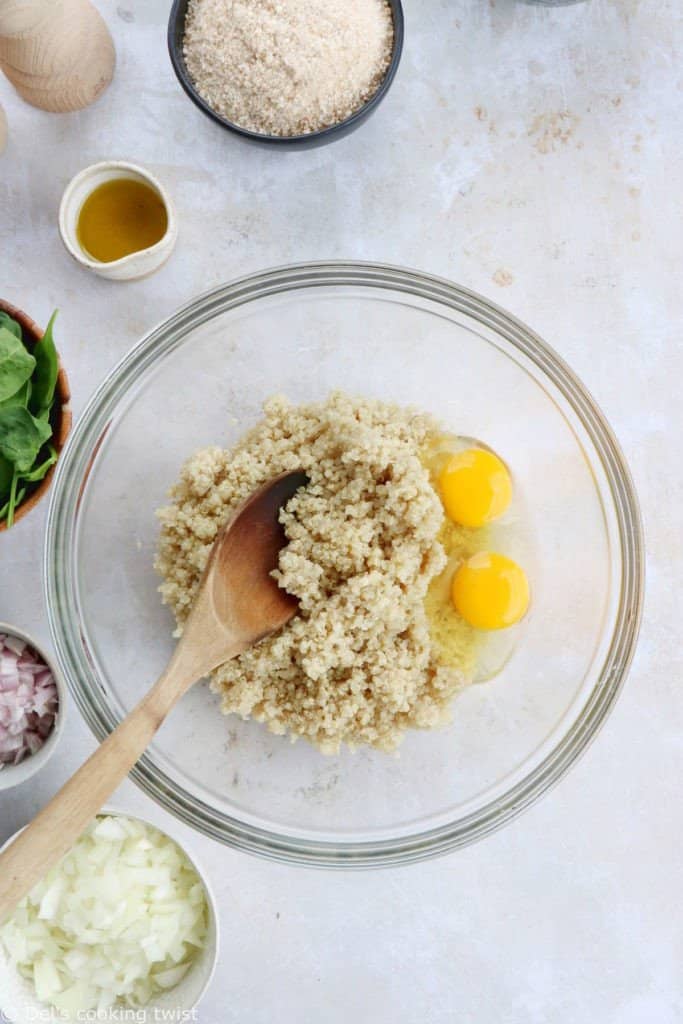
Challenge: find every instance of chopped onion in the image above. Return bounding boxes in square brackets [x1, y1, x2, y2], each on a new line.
[0, 816, 208, 1013]
[0, 632, 58, 769]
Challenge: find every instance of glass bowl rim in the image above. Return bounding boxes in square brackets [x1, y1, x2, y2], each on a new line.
[44, 260, 644, 868]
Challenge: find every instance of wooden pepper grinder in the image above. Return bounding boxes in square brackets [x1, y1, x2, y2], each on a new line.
[0, 0, 115, 113]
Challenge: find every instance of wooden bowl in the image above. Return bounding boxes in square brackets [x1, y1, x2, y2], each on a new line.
[0, 299, 72, 530]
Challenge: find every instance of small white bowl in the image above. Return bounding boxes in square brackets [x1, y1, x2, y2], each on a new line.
[0, 623, 66, 793]
[58, 161, 178, 281]
[0, 807, 219, 1023]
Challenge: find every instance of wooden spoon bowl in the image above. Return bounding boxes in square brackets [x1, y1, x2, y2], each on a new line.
[0, 299, 72, 531]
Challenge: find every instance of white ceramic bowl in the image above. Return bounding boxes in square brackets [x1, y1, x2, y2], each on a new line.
[0, 807, 219, 1023]
[58, 161, 178, 281]
[0, 623, 66, 793]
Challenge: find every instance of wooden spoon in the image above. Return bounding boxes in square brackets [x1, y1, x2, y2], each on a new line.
[0, 470, 308, 922]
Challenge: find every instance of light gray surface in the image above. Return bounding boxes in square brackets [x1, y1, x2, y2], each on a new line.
[0, 1, 681, 1021]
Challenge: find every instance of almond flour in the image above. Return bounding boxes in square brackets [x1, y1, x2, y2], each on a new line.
[182, 0, 394, 137]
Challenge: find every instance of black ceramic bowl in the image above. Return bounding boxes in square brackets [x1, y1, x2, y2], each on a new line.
[168, 0, 405, 149]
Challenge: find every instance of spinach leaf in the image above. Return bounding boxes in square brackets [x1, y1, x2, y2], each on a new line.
[0, 377, 31, 411]
[0, 406, 52, 473]
[0, 453, 12, 501]
[0, 475, 26, 527]
[0, 327, 35, 403]
[29, 310, 59, 419]
[18, 445, 58, 483]
[0, 313, 22, 340]
[0, 310, 62, 526]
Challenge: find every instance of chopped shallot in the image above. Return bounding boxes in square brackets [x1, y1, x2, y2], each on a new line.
[0, 632, 58, 769]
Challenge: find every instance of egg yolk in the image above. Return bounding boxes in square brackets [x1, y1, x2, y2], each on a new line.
[439, 448, 512, 529]
[451, 551, 529, 630]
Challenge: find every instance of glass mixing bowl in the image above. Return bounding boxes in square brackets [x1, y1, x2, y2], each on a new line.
[45, 263, 643, 867]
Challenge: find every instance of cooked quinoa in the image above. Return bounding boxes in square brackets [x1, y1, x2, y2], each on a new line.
[155, 393, 470, 754]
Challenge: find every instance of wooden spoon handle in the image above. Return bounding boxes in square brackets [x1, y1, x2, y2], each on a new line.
[0, 672, 183, 923]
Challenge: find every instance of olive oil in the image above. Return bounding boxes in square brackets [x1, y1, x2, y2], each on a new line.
[77, 178, 168, 263]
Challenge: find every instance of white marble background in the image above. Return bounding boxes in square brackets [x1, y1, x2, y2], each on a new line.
[1, 0, 682, 1021]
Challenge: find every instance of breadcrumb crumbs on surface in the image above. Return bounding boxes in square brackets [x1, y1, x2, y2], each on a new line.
[155, 393, 472, 754]
[182, 0, 394, 137]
